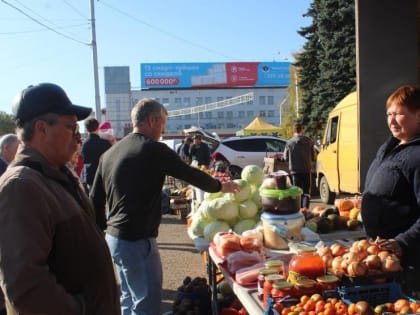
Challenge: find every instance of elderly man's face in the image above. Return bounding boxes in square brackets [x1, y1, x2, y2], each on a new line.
[4, 140, 20, 163]
[40, 115, 80, 168]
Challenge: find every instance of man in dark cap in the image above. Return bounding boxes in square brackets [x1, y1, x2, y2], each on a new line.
[0, 83, 120, 315]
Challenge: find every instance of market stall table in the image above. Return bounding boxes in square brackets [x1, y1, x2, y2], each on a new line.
[207, 246, 264, 315]
[205, 228, 367, 315]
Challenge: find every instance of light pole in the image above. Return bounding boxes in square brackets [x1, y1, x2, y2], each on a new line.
[295, 70, 299, 118]
[195, 97, 200, 127]
[89, 0, 101, 121]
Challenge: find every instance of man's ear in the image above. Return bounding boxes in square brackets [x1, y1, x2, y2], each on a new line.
[34, 120, 46, 134]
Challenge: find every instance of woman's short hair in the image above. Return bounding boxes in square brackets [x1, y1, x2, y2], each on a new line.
[386, 85, 420, 112]
[131, 98, 167, 127]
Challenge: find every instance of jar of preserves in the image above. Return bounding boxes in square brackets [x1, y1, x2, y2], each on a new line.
[265, 259, 285, 276]
[271, 280, 294, 301]
[287, 251, 325, 283]
[316, 275, 340, 291]
[294, 278, 318, 297]
[263, 274, 283, 308]
[257, 268, 278, 301]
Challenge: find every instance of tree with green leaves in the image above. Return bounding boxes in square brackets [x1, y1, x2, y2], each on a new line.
[0, 112, 16, 135]
[279, 64, 299, 139]
[294, 0, 356, 137]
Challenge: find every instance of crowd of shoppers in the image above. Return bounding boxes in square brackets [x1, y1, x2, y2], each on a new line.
[2, 81, 420, 314]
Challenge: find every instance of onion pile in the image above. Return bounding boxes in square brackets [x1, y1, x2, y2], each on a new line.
[317, 239, 402, 277]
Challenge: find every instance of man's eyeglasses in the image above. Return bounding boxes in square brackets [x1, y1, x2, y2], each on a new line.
[53, 121, 80, 135]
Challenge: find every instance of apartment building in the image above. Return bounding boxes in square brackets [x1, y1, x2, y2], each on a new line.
[104, 62, 290, 139]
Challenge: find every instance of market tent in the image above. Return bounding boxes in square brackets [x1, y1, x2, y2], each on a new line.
[236, 117, 282, 136]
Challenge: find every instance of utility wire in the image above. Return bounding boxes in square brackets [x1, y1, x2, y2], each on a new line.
[13, 0, 88, 39]
[0, 23, 89, 35]
[1, 0, 89, 45]
[98, 0, 233, 59]
[63, 0, 89, 19]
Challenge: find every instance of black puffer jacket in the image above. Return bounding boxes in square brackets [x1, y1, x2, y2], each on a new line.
[362, 135, 420, 293]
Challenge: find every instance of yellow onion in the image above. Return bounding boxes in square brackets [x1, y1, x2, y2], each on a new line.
[347, 261, 368, 277]
[364, 255, 382, 270]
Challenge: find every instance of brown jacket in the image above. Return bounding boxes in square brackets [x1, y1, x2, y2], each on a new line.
[0, 147, 120, 315]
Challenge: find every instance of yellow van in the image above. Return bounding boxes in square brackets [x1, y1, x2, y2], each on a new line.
[316, 92, 359, 204]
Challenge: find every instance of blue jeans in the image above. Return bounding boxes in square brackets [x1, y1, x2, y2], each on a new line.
[106, 234, 162, 315]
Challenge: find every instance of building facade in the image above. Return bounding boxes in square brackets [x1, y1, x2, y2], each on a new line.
[104, 62, 290, 139]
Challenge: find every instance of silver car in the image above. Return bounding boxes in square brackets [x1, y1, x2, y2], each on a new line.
[211, 135, 287, 178]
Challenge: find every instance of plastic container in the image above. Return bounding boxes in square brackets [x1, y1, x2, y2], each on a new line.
[287, 251, 325, 283]
[337, 281, 405, 306]
[261, 212, 305, 250]
[260, 186, 303, 214]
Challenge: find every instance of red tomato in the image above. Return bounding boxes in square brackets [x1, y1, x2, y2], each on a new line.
[335, 302, 348, 315]
[315, 300, 326, 313]
[282, 307, 292, 315]
[324, 307, 335, 315]
[347, 303, 356, 315]
[303, 299, 316, 312]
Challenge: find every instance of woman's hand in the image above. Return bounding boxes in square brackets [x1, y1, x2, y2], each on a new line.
[375, 237, 403, 257]
[221, 181, 241, 193]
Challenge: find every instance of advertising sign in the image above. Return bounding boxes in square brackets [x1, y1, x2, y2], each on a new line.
[140, 62, 290, 89]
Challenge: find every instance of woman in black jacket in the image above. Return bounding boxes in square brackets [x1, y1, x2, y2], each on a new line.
[362, 85, 420, 298]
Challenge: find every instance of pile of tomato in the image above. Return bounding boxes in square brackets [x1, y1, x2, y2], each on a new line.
[273, 294, 349, 315]
[273, 294, 420, 315]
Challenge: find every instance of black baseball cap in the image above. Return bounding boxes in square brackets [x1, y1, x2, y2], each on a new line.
[12, 83, 92, 127]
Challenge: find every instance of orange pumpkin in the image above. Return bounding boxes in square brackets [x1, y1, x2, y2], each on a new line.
[334, 198, 354, 212]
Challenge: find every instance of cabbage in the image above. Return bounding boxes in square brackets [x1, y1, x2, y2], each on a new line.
[250, 185, 262, 210]
[203, 220, 231, 241]
[239, 200, 258, 219]
[229, 179, 251, 202]
[196, 200, 211, 218]
[190, 212, 214, 238]
[204, 191, 224, 201]
[241, 165, 264, 186]
[226, 215, 239, 228]
[233, 219, 257, 235]
[207, 197, 239, 221]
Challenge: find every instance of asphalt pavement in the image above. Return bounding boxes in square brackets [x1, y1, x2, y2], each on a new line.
[158, 214, 207, 314]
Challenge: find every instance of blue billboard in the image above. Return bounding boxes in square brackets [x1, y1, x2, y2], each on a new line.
[140, 62, 290, 89]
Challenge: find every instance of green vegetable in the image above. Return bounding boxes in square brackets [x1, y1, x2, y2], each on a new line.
[229, 179, 251, 202]
[203, 221, 230, 241]
[233, 219, 256, 234]
[239, 200, 258, 219]
[207, 197, 239, 221]
[241, 165, 264, 186]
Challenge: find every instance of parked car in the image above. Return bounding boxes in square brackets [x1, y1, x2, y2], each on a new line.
[210, 135, 287, 179]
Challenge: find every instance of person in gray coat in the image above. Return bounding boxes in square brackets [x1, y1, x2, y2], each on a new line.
[0, 83, 120, 315]
[283, 123, 316, 209]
